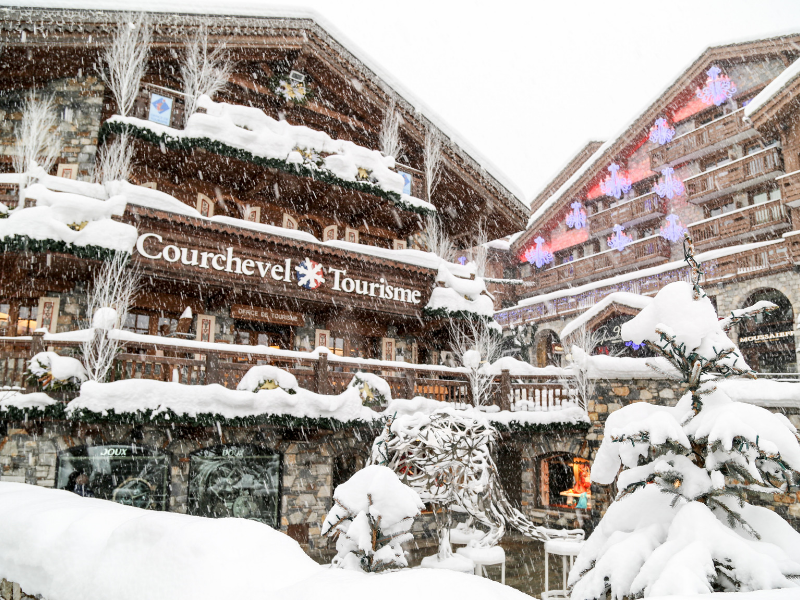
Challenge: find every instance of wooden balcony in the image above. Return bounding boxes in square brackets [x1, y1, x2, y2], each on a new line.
[535, 235, 671, 291]
[589, 192, 665, 235]
[777, 169, 800, 207]
[649, 109, 755, 171]
[704, 240, 792, 283]
[688, 199, 790, 248]
[684, 147, 782, 204]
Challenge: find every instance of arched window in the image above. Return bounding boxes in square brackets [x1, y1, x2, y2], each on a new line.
[56, 444, 170, 511]
[188, 445, 281, 527]
[738, 289, 796, 373]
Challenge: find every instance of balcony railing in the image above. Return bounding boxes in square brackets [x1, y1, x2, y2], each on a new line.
[777, 169, 800, 206]
[684, 147, 782, 203]
[688, 199, 789, 247]
[0, 333, 573, 413]
[704, 240, 792, 282]
[589, 192, 665, 234]
[649, 109, 754, 171]
[535, 235, 671, 291]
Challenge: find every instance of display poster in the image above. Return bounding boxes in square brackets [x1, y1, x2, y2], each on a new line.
[56, 445, 170, 511]
[148, 93, 173, 126]
[188, 445, 281, 527]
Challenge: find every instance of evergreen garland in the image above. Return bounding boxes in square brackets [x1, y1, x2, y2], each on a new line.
[0, 234, 120, 262]
[2, 403, 586, 435]
[100, 121, 435, 218]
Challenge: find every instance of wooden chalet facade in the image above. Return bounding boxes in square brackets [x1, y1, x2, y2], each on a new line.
[494, 35, 800, 374]
[0, 7, 528, 362]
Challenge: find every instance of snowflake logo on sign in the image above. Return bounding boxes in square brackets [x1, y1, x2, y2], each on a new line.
[295, 258, 325, 290]
[152, 97, 170, 114]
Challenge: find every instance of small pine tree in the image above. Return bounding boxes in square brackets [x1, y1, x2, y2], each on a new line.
[570, 235, 800, 598]
[321, 465, 423, 573]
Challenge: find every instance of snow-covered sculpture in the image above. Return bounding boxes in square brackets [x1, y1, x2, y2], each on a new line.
[372, 407, 577, 563]
[569, 236, 800, 598]
[27, 351, 87, 392]
[321, 465, 424, 572]
[347, 372, 392, 408]
[237, 365, 299, 394]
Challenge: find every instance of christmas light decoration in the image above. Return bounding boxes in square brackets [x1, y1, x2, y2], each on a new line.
[607, 224, 632, 252]
[660, 214, 688, 243]
[649, 118, 675, 145]
[457, 256, 468, 265]
[625, 340, 644, 351]
[524, 236, 554, 268]
[565, 200, 587, 229]
[696, 66, 737, 107]
[600, 163, 632, 199]
[653, 167, 685, 199]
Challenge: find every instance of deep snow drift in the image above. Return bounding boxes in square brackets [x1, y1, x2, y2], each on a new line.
[0, 482, 527, 600]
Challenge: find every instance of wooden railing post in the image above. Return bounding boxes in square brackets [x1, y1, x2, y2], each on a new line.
[405, 369, 416, 399]
[24, 331, 46, 393]
[205, 352, 220, 386]
[315, 352, 330, 394]
[499, 369, 511, 411]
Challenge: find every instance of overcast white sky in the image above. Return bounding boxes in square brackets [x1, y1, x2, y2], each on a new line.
[275, 0, 800, 203]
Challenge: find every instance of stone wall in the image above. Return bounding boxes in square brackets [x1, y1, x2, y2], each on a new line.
[0, 75, 105, 181]
[0, 579, 38, 600]
[589, 377, 800, 529]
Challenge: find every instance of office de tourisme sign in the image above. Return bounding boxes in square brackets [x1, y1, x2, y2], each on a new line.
[136, 233, 424, 305]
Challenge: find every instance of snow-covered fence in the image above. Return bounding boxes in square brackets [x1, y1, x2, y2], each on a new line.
[0, 331, 569, 410]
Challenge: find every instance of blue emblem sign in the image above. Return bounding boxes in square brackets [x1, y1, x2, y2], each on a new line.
[398, 171, 412, 195]
[148, 94, 173, 126]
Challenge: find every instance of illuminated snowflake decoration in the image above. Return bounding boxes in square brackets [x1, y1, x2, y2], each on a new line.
[653, 167, 685, 199]
[625, 340, 645, 351]
[696, 66, 737, 107]
[607, 224, 632, 252]
[524, 237, 554, 269]
[649, 118, 675, 145]
[565, 201, 587, 229]
[600, 163, 632, 199]
[295, 258, 325, 290]
[660, 214, 688, 244]
[457, 256, 468, 265]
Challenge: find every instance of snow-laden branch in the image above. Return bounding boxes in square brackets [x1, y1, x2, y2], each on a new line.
[424, 127, 443, 202]
[379, 97, 403, 160]
[13, 92, 61, 200]
[181, 23, 233, 120]
[718, 300, 778, 332]
[447, 316, 503, 407]
[95, 130, 134, 184]
[98, 12, 151, 118]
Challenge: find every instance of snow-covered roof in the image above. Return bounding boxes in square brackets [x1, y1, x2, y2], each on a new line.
[745, 55, 800, 118]
[560, 292, 653, 339]
[1, 1, 528, 215]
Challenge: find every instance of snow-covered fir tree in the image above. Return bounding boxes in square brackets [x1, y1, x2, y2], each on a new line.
[569, 236, 800, 598]
[321, 465, 423, 573]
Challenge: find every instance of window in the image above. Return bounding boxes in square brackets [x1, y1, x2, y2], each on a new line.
[124, 312, 151, 335]
[540, 454, 591, 509]
[17, 303, 38, 336]
[157, 316, 178, 336]
[56, 445, 170, 511]
[188, 445, 281, 527]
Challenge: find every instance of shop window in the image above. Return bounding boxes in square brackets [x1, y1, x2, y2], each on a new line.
[540, 454, 591, 509]
[124, 312, 151, 335]
[188, 445, 281, 528]
[739, 289, 796, 373]
[56, 445, 170, 511]
[234, 321, 291, 349]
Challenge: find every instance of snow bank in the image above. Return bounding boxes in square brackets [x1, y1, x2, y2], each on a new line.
[68, 379, 377, 423]
[718, 379, 800, 407]
[426, 263, 496, 319]
[482, 355, 568, 376]
[0, 390, 55, 411]
[0, 482, 527, 600]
